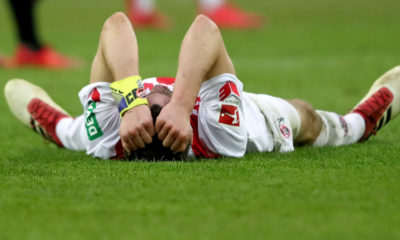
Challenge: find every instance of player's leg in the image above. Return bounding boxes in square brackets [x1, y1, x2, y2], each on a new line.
[290, 65, 400, 147]
[4, 76, 119, 156]
[287, 99, 365, 146]
[2, 0, 79, 69]
[286, 99, 323, 145]
[7, 0, 41, 50]
[4, 0, 82, 145]
[4, 78, 79, 148]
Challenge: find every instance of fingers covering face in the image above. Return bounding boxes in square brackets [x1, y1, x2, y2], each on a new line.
[159, 126, 191, 153]
[170, 132, 190, 153]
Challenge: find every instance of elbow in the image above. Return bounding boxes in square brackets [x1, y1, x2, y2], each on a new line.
[103, 12, 130, 31]
[193, 14, 220, 33]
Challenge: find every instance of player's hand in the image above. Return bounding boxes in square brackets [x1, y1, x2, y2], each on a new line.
[155, 103, 192, 153]
[119, 105, 155, 153]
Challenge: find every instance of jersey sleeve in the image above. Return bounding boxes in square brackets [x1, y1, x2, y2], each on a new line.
[193, 74, 248, 158]
[78, 82, 122, 159]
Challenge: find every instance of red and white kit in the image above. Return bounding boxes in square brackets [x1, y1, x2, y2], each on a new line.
[56, 74, 301, 159]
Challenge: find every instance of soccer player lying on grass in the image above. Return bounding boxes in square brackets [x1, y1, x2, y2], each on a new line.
[5, 12, 400, 160]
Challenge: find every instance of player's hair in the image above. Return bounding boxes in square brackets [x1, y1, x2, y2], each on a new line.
[127, 104, 190, 161]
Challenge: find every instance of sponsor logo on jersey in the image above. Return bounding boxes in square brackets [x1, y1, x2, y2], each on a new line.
[85, 101, 103, 141]
[219, 104, 240, 126]
[90, 88, 101, 102]
[277, 117, 291, 139]
[219, 81, 240, 101]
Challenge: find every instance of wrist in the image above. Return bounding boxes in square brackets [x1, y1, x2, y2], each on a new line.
[170, 97, 195, 115]
[122, 104, 147, 117]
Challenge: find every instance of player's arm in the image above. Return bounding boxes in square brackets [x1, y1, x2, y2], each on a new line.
[155, 15, 236, 153]
[90, 12, 154, 153]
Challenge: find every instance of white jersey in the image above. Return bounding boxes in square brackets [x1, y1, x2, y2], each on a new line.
[56, 74, 301, 159]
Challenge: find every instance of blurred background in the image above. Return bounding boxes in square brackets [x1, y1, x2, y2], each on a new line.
[1, 0, 399, 121]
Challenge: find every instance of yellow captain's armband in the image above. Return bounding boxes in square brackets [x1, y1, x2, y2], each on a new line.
[110, 76, 148, 117]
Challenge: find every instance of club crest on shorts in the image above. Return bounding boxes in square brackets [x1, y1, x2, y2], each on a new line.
[277, 117, 291, 139]
[219, 104, 240, 126]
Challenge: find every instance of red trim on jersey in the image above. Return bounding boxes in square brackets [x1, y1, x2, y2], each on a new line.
[112, 140, 125, 160]
[156, 77, 175, 85]
[190, 97, 220, 158]
[90, 88, 101, 102]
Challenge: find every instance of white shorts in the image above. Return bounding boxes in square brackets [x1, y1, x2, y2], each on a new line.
[244, 92, 301, 153]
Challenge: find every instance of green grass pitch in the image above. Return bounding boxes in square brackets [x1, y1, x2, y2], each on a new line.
[1, 0, 400, 239]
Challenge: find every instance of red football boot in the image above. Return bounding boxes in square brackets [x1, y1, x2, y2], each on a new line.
[352, 87, 393, 141]
[27, 98, 68, 147]
[352, 66, 400, 141]
[125, 0, 171, 29]
[5, 79, 71, 147]
[200, 3, 264, 29]
[2, 45, 80, 69]
[128, 10, 171, 30]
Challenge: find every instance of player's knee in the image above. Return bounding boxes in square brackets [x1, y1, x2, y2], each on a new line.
[290, 99, 321, 144]
[302, 114, 322, 144]
[291, 99, 314, 117]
